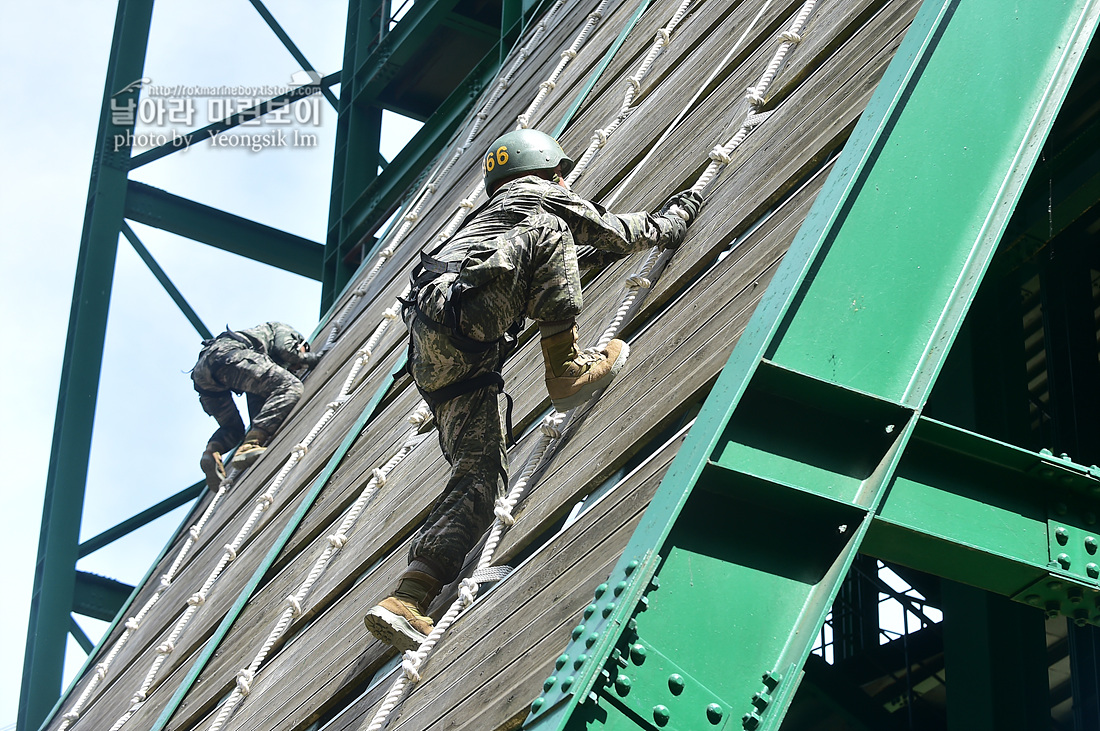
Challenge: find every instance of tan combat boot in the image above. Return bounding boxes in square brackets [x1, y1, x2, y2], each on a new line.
[199, 445, 226, 490]
[364, 597, 435, 652]
[231, 429, 268, 470]
[541, 326, 629, 411]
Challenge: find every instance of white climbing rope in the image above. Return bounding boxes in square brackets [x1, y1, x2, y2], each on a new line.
[204, 405, 434, 731]
[566, 0, 699, 186]
[361, 3, 819, 728]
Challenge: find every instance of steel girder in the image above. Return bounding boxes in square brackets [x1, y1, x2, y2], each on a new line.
[522, 1, 1100, 730]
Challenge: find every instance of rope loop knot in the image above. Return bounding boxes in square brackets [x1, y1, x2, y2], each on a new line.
[494, 497, 516, 526]
[561, 49, 578, 60]
[540, 80, 556, 92]
[592, 129, 608, 147]
[189, 525, 202, 540]
[328, 533, 348, 549]
[257, 493, 274, 508]
[780, 30, 802, 43]
[157, 640, 175, 656]
[292, 443, 308, 459]
[372, 467, 387, 486]
[402, 211, 418, 222]
[383, 306, 400, 320]
[380, 245, 396, 257]
[224, 543, 238, 561]
[402, 650, 423, 681]
[159, 575, 172, 589]
[286, 595, 303, 617]
[459, 198, 475, 209]
[656, 27, 671, 44]
[709, 146, 733, 165]
[626, 275, 652, 290]
[187, 592, 206, 607]
[627, 76, 641, 93]
[540, 420, 562, 439]
[62, 711, 81, 723]
[459, 577, 480, 607]
[126, 617, 142, 631]
[236, 668, 254, 696]
[746, 87, 766, 107]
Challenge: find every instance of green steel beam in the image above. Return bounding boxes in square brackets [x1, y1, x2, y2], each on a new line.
[72, 571, 135, 623]
[19, 1, 154, 729]
[247, 0, 340, 109]
[124, 180, 324, 280]
[77, 480, 205, 558]
[349, 0, 464, 107]
[69, 619, 94, 656]
[121, 223, 213, 340]
[523, 1, 1100, 729]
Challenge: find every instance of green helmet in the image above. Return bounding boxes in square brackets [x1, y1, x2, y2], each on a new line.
[483, 129, 575, 192]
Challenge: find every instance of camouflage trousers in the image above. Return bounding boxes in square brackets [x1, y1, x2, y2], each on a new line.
[403, 214, 582, 583]
[191, 340, 304, 452]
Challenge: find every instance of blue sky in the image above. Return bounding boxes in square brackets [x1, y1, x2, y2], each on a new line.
[0, 2, 421, 727]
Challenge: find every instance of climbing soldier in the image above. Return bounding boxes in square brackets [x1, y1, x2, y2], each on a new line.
[364, 129, 702, 651]
[192, 322, 323, 489]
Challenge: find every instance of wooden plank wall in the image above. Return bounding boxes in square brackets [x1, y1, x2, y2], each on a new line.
[49, 0, 921, 729]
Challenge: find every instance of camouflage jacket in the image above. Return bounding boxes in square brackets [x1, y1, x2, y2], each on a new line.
[432, 175, 687, 270]
[203, 322, 320, 371]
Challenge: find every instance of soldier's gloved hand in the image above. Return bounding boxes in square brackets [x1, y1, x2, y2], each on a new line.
[659, 190, 703, 226]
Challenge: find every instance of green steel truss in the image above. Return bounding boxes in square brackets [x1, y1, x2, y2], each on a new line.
[524, 0, 1100, 729]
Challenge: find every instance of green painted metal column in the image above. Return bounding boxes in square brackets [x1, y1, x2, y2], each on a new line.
[19, 1, 154, 729]
[522, 0, 1100, 729]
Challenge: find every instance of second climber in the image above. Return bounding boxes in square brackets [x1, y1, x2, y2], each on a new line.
[363, 128, 702, 651]
[191, 321, 323, 490]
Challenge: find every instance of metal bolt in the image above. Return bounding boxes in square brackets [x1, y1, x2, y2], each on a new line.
[742, 711, 762, 729]
[1025, 594, 1041, 605]
[761, 671, 782, 691]
[653, 705, 670, 727]
[555, 654, 569, 670]
[668, 674, 684, 695]
[583, 604, 597, 620]
[614, 675, 632, 696]
[574, 654, 588, 670]
[1070, 588, 1085, 604]
[531, 698, 544, 714]
[1062, 453, 1072, 461]
[1049, 580, 1065, 591]
[637, 596, 650, 613]
[630, 643, 647, 664]
[649, 577, 661, 591]
[543, 676, 557, 692]
[625, 560, 639, 575]
[572, 625, 585, 641]
[1059, 553, 1072, 569]
[707, 704, 724, 724]
[602, 601, 617, 618]
[1057, 527, 1070, 545]
[1076, 609, 1090, 627]
[751, 692, 770, 711]
[585, 632, 599, 648]
[561, 676, 574, 691]
[594, 583, 608, 599]
[614, 581, 628, 596]
[1087, 537, 1098, 554]
[626, 618, 638, 634]
[1046, 600, 1061, 619]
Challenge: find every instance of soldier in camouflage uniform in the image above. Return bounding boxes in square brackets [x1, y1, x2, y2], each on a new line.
[192, 322, 322, 488]
[364, 129, 702, 652]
